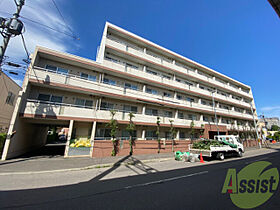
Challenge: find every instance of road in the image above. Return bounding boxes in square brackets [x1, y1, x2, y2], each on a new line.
[0, 148, 280, 210]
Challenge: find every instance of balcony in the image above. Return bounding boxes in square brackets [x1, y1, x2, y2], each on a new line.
[28, 67, 253, 120]
[105, 38, 253, 100]
[102, 60, 251, 109]
[22, 99, 206, 127]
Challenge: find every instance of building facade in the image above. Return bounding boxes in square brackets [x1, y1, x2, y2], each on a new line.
[1, 22, 257, 160]
[0, 72, 21, 132]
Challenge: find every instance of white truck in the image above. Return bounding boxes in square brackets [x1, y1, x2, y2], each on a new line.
[189, 135, 244, 160]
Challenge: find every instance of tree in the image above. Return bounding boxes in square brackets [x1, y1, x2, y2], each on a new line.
[106, 110, 118, 156]
[126, 112, 136, 155]
[169, 120, 177, 152]
[199, 124, 205, 138]
[156, 117, 161, 153]
[271, 125, 280, 131]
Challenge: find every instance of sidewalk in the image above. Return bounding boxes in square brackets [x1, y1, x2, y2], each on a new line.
[0, 152, 174, 174]
[0, 144, 278, 174]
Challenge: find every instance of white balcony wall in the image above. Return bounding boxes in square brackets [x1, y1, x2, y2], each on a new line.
[105, 37, 253, 100]
[29, 67, 254, 120]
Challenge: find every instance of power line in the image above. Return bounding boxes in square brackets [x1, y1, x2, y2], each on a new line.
[50, 0, 77, 39]
[20, 15, 79, 39]
[20, 33, 30, 62]
[0, 10, 79, 40]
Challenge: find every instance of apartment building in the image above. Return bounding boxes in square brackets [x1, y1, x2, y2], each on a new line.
[1, 22, 257, 160]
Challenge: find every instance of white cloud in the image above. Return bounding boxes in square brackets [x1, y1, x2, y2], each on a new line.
[0, 0, 78, 84]
[259, 106, 280, 118]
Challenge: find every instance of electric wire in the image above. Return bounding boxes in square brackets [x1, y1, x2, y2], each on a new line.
[50, 0, 77, 39]
[0, 10, 79, 39]
[20, 33, 30, 61]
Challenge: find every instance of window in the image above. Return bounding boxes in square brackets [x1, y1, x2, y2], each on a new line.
[46, 64, 57, 72]
[45, 65, 68, 75]
[123, 105, 138, 113]
[125, 83, 138, 91]
[57, 68, 68, 75]
[145, 130, 157, 139]
[178, 112, 184, 119]
[38, 94, 50, 101]
[203, 116, 209, 122]
[126, 62, 138, 70]
[50, 95, 63, 103]
[75, 98, 93, 108]
[146, 69, 158, 76]
[80, 73, 96, 82]
[6, 92, 15, 105]
[38, 94, 62, 103]
[201, 100, 206, 105]
[187, 97, 195, 103]
[85, 100, 93, 108]
[177, 95, 182, 100]
[188, 114, 197, 121]
[176, 78, 181, 83]
[105, 56, 119, 63]
[199, 85, 205, 90]
[96, 128, 111, 139]
[163, 92, 171, 98]
[179, 132, 185, 139]
[146, 88, 158, 95]
[185, 81, 193, 86]
[103, 78, 116, 86]
[164, 111, 172, 118]
[145, 108, 158, 116]
[162, 74, 171, 80]
[100, 102, 114, 110]
[121, 130, 136, 139]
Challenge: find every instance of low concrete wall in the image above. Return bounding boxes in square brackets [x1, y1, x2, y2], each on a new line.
[92, 139, 260, 158]
[92, 140, 190, 158]
[243, 140, 259, 148]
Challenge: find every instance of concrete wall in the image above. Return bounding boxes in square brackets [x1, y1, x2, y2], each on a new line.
[2, 118, 48, 159]
[92, 140, 190, 157]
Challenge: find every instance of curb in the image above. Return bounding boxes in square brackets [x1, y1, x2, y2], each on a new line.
[0, 157, 174, 176]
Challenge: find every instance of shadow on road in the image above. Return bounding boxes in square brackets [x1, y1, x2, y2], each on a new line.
[0, 149, 280, 209]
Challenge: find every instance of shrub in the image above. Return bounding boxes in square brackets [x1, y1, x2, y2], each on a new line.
[0, 133, 7, 156]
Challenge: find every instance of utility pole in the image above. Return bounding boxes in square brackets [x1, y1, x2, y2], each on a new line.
[0, 0, 25, 66]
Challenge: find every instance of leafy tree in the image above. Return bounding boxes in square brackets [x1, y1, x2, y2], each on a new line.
[106, 110, 118, 156]
[156, 117, 161, 153]
[126, 112, 135, 155]
[200, 124, 205, 138]
[169, 120, 177, 152]
[271, 125, 280, 131]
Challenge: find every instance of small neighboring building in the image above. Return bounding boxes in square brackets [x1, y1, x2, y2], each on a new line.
[258, 117, 280, 130]
[0, 72, 21, 132]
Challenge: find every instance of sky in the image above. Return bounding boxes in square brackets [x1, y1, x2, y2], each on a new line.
[0, 0, 280, 119]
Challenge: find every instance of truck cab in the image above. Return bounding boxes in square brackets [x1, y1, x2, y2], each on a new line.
[214, 135, 244, 155]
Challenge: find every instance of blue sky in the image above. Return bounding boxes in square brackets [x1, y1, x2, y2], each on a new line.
[1, 0, 280, 118]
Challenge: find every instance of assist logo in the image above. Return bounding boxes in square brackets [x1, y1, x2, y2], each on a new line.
[222, 161, 279, 209]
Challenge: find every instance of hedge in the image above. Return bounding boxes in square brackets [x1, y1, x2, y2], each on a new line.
[0, 133, 7, 156]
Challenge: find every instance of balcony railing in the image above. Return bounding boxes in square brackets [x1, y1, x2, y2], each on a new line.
[28, 67, 254, 120]
[106, 37, 253, 99]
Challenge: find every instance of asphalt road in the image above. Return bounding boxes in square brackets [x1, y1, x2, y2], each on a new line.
[1, 149, 280, 210]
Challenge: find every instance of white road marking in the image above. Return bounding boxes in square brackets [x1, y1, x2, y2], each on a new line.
[124, 171, 209, 189]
